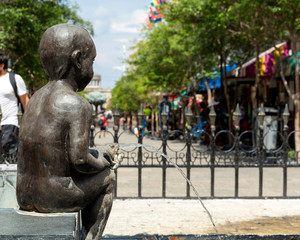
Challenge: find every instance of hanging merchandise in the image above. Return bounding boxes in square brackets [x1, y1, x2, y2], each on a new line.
[236, 42, 290, 78]
[196, 94, 203, 104]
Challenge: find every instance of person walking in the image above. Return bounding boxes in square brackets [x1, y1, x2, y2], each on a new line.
[98, 113, 107, 138]
[0, 52, 29, 155]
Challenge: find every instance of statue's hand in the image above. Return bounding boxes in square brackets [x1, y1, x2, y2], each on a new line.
[104, 144, 121, 170]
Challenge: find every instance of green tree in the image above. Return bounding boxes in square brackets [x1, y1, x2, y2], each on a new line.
[0, 0, 93, 92]
[164, 0, 253, 129]
[270, 0, 300, 149]
[113, 0, 298, 132]
[111, 72, 156, 112]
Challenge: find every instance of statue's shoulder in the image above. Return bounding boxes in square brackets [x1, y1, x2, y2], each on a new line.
[47, 86, 89, 113]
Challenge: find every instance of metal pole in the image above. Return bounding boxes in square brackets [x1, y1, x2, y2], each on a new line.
[162, 128, 167, 198]
[209, 107, 216, 198]
[161, 105, 168, 198]
[113, 124, 119, 197]
[137, 105, 144, 198]
[112, 105, 120, 197]
[138, 123, 143, 198]
[283, 129, 288, 197]
[186, 126, 191, 198]
[89, 125, 95, 148]
[211, 133, 215, 198]
[258, 127, 264, 197]
[113, 125, 119, 144]
[258, 105, 265, 198]
[233, 104, 241, 198]
[234, 129, 240, 198]
[282, 104, 290, 197]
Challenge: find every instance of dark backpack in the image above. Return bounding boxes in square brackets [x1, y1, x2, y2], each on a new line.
[98, 118, 104, 126]
[9, 72, 24, 113]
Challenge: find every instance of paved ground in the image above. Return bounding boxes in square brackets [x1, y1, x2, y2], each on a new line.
[103, 199, 300, 237]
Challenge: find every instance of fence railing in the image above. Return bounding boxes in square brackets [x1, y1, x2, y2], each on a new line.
[93, 123, 300, 199]
[2, 103, 300, 199]
[89, 103, 300, 199]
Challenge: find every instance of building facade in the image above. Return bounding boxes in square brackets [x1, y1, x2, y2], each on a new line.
[85, 74, 111, 109]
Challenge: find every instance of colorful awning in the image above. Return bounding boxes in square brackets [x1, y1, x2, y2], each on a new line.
[228, 42, 290, 78]
[198, 64, 238, 89]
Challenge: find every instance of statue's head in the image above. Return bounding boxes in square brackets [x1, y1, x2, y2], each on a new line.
[39, 24, 96, 91]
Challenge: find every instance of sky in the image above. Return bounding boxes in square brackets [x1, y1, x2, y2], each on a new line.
[74, 0, 151, 89]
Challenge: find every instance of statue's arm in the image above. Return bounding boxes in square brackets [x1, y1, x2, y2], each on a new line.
[66, 99, 110, 174]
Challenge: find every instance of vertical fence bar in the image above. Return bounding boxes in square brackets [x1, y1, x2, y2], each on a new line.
[161, 105, 169, 198]
[211, 135, 215, 198]
[233, 104, 241, 198]
[113, 106, 120, 197]
[282, 104, 290, 197]
[138, 129, 143, 198]
[137, 106, 144, 198]
[162, 132, 167, 198]
[89, 125, 95, 148]
[186, 128, 191, 198]
[114, 126, 119, 197]
[234, 132, 240, 198]
[257, 105, 265, 198]
[209, 106, 217, 198]
[113, 124, 119, 198]
[185, 106, 194, 199]
[283, 131, 288, 197]
[258, 128, 264, 198]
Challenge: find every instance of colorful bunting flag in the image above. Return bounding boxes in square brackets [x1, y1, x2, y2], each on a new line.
[146, 0, 171, 28]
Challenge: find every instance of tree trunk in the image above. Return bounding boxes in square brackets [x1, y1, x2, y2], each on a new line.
[294, 97, 300, 152]
[155, 112, 159, 137]
[222, 56, 233, 131]
[291, 35, 300, 151]
[251, 43, 261, 109]
[203, 79, 212, 104]
[151, 110, 155, 136]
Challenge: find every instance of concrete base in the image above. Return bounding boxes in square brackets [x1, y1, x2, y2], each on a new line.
[0, 208, 81, 240]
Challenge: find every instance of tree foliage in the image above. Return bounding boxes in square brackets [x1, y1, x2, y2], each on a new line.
[0, 0, 93, 92]
[111, 72, 158, 112]
[112, 0, 299, 115]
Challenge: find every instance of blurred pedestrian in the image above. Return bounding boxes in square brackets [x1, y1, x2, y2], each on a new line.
[98, 114, 107, 138]
[0, 52, 29, 154]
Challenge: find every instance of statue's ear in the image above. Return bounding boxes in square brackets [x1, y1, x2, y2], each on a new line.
[71, 50, 82, 69]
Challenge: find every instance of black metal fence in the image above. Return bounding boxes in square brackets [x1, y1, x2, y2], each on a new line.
[2, 104, 300, 199]
[94, 127, 300, 199]
[89, 104, 300, 199]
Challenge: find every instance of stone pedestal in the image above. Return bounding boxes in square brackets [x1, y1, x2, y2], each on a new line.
[0, 208, 81, 239]
[0, 164, 81, 239]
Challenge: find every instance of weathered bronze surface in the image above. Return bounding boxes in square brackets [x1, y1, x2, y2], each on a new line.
[16, 24, 116, 240]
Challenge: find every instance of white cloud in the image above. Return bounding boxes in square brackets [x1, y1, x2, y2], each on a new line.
[93, 6, 111, 18]
[110, 9, 147, 33]
[115, 38, 130, 43]
[110, 23, 139, 33]
[93, 20, 109, 32]
[132, 9, 148, 24]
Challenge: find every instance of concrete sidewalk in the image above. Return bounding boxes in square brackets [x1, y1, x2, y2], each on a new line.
[103, 199, 300, 237]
